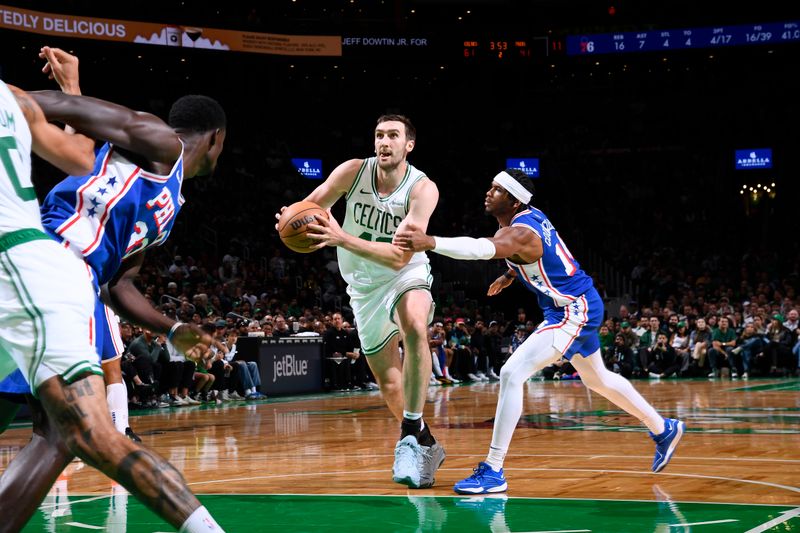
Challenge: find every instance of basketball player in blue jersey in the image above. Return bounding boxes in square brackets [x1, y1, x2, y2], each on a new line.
[395, 168, 685, 494]
[0, 52, 226, 530]
[277, 115, 446, 489]
[35, 45, 140, 441]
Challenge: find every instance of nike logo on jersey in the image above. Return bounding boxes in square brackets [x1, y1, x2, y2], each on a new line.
[359, 188, 371, 195]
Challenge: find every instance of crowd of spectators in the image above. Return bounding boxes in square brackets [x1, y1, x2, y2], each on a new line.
[118, 235, 800, 410]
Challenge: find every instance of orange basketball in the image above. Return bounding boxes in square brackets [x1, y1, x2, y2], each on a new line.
[277, 201, 328, 254]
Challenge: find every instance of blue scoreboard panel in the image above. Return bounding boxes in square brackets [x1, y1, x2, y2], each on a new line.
[567, 21, 800, 55]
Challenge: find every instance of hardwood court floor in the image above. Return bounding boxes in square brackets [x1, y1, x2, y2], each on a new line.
[2, 378, 799, 532]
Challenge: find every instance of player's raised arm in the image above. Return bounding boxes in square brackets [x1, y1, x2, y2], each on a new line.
[28, 90, 181, 166]
[39, 46, 81, 95]
[9, 85, 94, 176]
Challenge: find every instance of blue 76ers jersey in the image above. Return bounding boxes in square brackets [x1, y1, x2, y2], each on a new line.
[505, 207, 594, 313]
[40, 142, 184, 285]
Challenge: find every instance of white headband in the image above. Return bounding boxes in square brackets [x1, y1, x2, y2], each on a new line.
[493, 171, 532, 205]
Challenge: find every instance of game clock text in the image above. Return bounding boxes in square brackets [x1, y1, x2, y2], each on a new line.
[463, 39, 537, 60]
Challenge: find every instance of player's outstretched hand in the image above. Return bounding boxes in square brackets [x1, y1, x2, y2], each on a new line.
[487, 273, 514, 296]
[306, 209, 343, 249]
[39, 46, 80, 95]
[170, 323, 214, 364]
[393, 223, 435, 252]
[274, 205, 287, 231]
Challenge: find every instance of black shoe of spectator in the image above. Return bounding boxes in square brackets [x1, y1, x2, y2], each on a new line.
[125, 427, 142, 442]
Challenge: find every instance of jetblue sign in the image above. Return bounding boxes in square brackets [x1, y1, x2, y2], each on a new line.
[506, 158, 540, 178]
[259, 338, 323, 394]
[735, 149, 772, 170]
[292, 158, 324, 179]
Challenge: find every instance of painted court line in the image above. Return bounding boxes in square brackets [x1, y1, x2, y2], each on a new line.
[669, 519, 738, 527]
[38, 494, 114, 511]
[519, 529, 591, 533]
[744, 507, 800, 533]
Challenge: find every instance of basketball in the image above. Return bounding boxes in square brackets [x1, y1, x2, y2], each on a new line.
[277, 201, 329, 254]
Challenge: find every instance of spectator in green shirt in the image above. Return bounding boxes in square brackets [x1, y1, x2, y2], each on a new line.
[598, 324, 615, 358]
[708, 316, 741, 379]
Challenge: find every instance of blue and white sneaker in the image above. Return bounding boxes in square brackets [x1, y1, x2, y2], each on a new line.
[650, 418, 685, 472]
[453, 462, 508, 494]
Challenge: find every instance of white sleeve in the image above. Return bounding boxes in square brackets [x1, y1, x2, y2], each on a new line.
[225, 344, 236, 362]
[433, 236, 496, 260]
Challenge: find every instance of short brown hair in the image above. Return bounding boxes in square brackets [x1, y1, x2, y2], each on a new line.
[376, 114, 416, 141]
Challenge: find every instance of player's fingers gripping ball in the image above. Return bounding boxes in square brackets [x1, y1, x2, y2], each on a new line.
[277, 201, 328, 253]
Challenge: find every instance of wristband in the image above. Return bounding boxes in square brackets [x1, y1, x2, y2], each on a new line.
[502, 271, 515, 279]
[167, 321, 185, 343]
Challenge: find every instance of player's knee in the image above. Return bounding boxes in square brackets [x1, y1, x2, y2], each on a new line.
[102, 360, 123, 384]
[383, 383, 402, 401]
[400, 319, 427, 344]
[499, 364, 522, 388]
[377, 374, 401, 396]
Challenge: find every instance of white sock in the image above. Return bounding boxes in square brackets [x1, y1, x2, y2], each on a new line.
[179, 506, 224, 532]
[106, 383, 128, 434]
[430, 352, 443, 377]
[485, 446, 506, 472]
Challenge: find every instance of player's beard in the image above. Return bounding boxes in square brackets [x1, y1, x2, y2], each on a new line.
[377, 151, 403, 173]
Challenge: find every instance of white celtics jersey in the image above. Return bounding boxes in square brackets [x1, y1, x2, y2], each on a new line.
[0, 81, 42, 237]
[339, 157, 429, 289]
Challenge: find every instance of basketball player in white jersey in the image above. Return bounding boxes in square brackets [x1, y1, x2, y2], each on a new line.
[395, 169, 684, 494]
[0, 81, 224, 531]
[279, 115, 445, 488]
